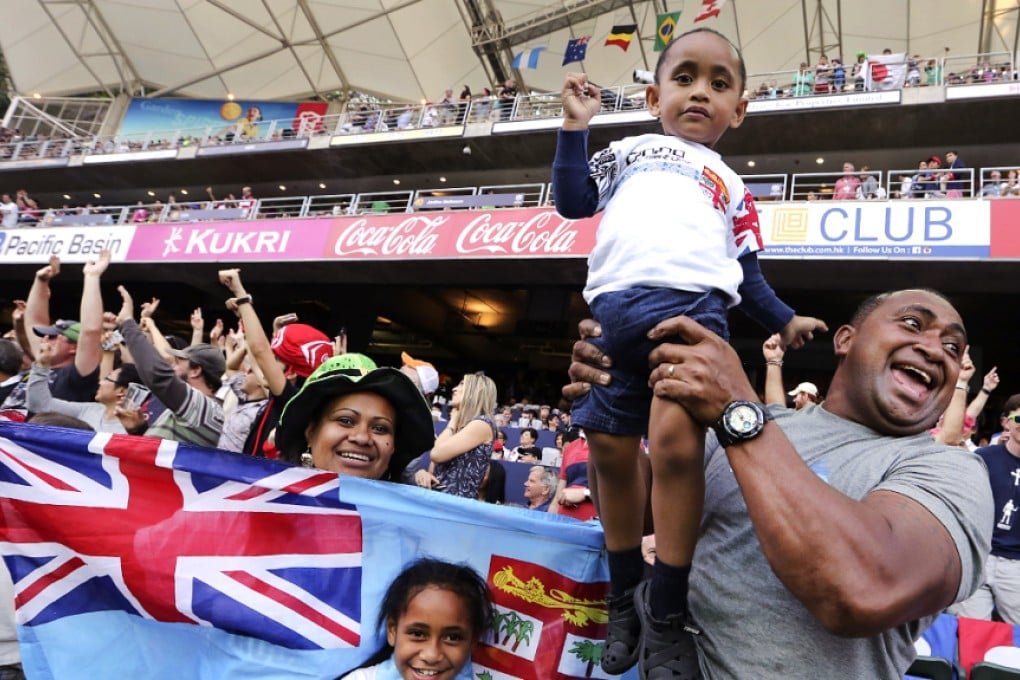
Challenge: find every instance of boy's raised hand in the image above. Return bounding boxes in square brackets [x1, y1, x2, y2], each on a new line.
[561, 72, 601, 130]
[778, 315, 829, 350]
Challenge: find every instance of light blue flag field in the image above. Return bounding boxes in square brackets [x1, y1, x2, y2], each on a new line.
[0, 422, 634, 679]
[512, 46, 546, 70]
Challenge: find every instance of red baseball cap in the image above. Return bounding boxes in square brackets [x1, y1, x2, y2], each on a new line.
[270, 324, 333, 378]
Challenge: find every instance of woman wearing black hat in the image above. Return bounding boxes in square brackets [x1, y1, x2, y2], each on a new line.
[276, 353, 435, 481]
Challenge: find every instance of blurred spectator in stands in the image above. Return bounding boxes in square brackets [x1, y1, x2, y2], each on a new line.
[944, 150, 968, 198]
[913, 159, 931, 198]
[473, 87, 494, 121]
[0, 194, 16, 228]
[16, 190, 39, 224]
[814, 55, 832, 94]
[491, 428, 508, 459]
[420, 104, 438, 128]
[792, 62, 813, 96]
[205, 187, 237, 209]
[0, 340, 25, 405]
[925, 58, 941, 86]
[3, 254, 103, 413]
[550, 429, 597, 520]
[147, 200, 163, 222]
[897, 172, 913, 199]
[131, 201, 149, 223]
[852, 51, 868, 90]
[907, 55, 922, 87]
[524, 465, 557, 511]
[478, 460, 506, 504]
[497, 79, 518, 120]
[857, 166, 879, 199]
[414, 373, 497, 499]
[238, 186, 256, 217]
[438, 88, 457, 126]
[114, 286, 224, 447]
[1004, 169, 1020, 197]
[833, 162, 861, 200]
[831, 58, 846, 91]
[928, 155, 946, 197]
[981, 170, 1003, 197]
[511, 427, 539, 461]
[400, 352, 439, 400]
[458, 85, 472, 124]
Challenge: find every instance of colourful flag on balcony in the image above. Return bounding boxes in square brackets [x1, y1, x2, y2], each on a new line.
[655, 13, 682, 51]
[512, 46, 546, 70]
[694, 0, 727, 22]
[604, 24, 638, 51]
[562, 36, 591, 65]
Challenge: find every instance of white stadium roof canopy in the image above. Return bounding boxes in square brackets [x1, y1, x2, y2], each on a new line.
[0, 0, 1016, 104]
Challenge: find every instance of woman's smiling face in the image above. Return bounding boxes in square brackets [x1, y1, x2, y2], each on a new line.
[305, 392, 396, 478]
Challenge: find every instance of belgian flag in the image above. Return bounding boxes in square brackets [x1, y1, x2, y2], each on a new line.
[655, 12, 682, 51]
[604, 24, 638, 51]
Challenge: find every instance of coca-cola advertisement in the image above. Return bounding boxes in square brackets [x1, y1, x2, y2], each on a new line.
[327, 208, 598, 260]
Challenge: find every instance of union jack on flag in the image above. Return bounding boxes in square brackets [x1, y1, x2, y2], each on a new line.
[0, 424, 364, 650]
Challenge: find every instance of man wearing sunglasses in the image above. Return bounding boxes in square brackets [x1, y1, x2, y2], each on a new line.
[949, 395, 1020, 623]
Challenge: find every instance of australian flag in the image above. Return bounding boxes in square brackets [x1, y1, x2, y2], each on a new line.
[562, 36, 590, 66]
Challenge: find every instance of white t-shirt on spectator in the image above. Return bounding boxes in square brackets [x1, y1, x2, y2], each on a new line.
[0, 200, 17, 228]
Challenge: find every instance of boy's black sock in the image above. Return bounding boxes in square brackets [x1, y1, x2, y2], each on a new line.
[649, 558, 691, 621]
[607, 546, 645, 597]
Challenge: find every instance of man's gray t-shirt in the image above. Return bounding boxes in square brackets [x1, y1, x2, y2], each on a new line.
[690, 404, 992, 680]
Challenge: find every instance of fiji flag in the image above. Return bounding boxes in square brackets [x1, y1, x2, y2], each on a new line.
[512, 46, 546, 70]
[562, 36, 590, 66]
[0, 422, 636, 679]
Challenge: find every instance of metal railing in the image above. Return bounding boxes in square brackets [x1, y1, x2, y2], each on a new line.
[21, 166, 1020, 231]
[4, 50, 1019, 165]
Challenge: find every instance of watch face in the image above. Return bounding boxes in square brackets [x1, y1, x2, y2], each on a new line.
[726, 404, 762, 436]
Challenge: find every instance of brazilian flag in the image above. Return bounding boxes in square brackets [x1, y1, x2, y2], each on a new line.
[655, 12, 682, 51]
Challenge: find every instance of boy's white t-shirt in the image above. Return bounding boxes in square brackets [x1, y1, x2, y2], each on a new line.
[582, 133, 764, 307]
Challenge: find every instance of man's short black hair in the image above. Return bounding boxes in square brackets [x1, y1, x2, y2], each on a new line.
[1003, 394, 1020, 417]
[0, 339, 24, 376]
[849, 289, 954, 328]
[654, 27, 747, 92]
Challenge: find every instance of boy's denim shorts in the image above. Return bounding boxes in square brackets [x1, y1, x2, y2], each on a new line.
[570, 287, 729, 436]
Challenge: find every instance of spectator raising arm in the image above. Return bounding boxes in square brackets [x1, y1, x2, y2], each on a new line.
[11, 300, 33, 363]
[762, 333, 786, 406]
[114, 287, 188, 413]
[934, 347, 974, 446]
[190, 308, 205, 347]
[23, 256, 60, 359]
[967, 366, 1000, 420]
[219, 268, 288, 397]
[77, 249, 110, 379]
